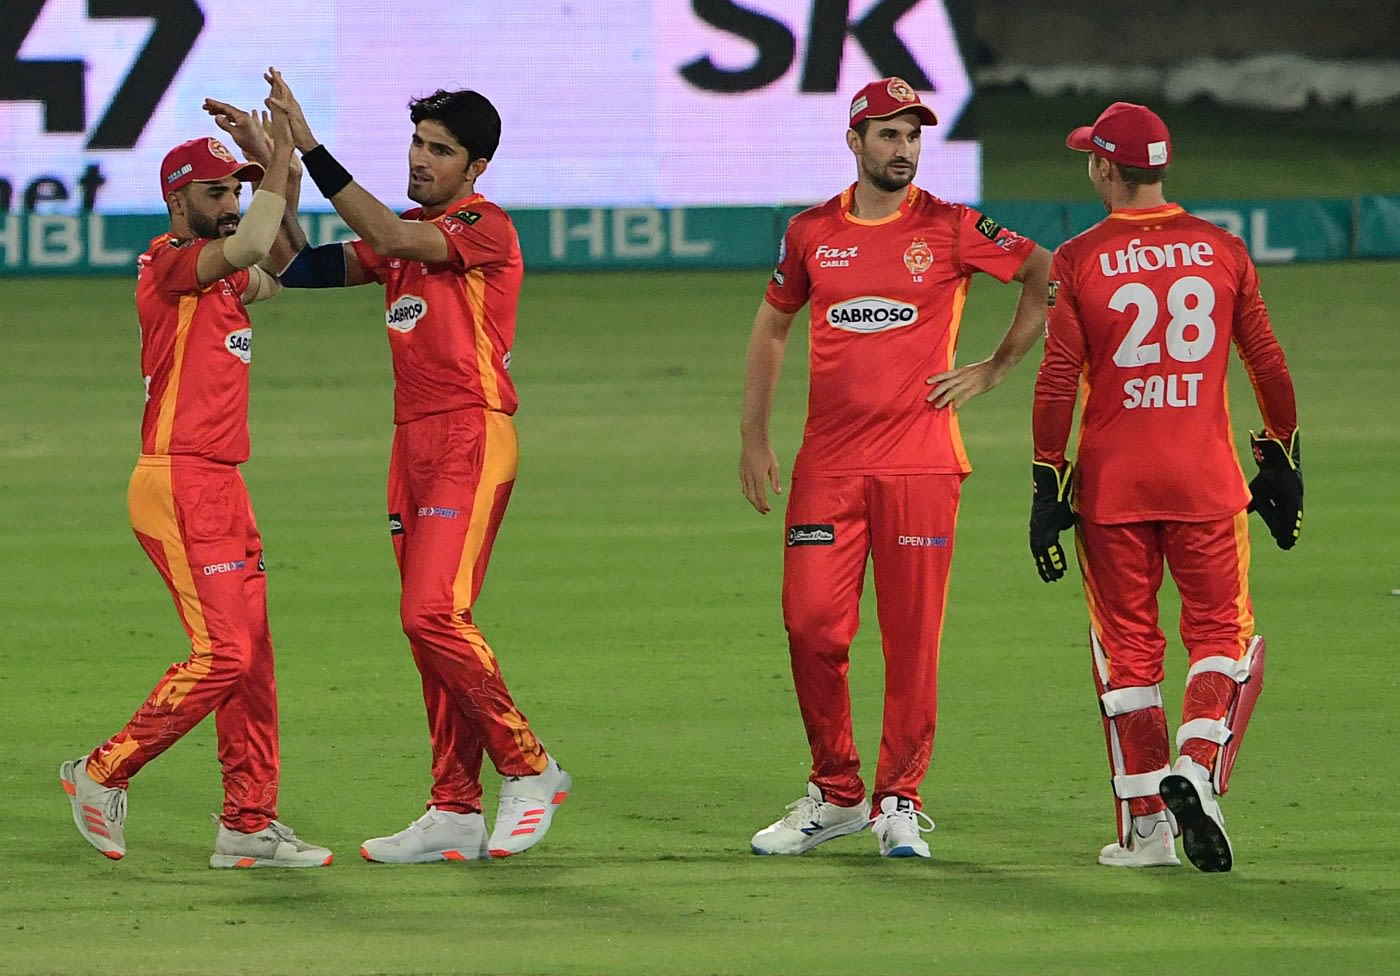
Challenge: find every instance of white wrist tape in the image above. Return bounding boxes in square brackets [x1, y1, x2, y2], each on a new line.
[223, 189, 286, 269]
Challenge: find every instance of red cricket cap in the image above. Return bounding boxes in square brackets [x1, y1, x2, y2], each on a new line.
[1066, 101, 1172, 168]
[849, 77, 937, 129]
[159, 137, 264, 196]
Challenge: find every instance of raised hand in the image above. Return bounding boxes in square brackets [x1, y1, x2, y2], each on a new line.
[203, 98, 275, 165]
[263, 67, 318, 152]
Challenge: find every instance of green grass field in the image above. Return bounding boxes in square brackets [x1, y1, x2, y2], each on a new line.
[1, 259, 1398, 975]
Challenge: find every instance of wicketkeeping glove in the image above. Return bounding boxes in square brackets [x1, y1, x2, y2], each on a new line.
[1247, 430, 1303, 550]
[1029, 461, 1076, 582]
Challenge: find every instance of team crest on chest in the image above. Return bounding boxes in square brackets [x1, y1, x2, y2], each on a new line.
[903, 239, 933, 275]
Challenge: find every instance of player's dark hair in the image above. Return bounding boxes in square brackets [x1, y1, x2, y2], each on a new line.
[409, 89, 501, 162]
[852, 119, 871, 138]
[1116, 163, 1168, 190]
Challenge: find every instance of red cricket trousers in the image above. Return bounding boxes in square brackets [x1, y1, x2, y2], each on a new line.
[1077, 511, 1255, 814]
[782, 473, 961, 810]
[89, 455, 280, 833]
[389, 408, 546, 815]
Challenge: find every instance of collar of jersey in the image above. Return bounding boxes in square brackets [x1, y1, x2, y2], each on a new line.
[841, 184, 919, 226]
[1108, 203, 1184, 222]
[422, 193, 484, 222]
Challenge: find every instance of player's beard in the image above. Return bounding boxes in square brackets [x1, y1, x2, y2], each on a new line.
[865, 159, 915, 194]
[407, 173, 447, 208]
[189, 211, 240, 239]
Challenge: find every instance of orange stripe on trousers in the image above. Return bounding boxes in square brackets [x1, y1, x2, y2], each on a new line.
[128, 456, 213, 707]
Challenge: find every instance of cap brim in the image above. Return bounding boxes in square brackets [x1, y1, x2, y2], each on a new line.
[865, 104, 938, 127]
[1065, 126, 1095, 152]
[192, 161, 266, 185]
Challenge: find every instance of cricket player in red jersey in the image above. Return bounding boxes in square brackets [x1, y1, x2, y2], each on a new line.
[741, 78, 1052, 858]
[1029, 102, 1302, 872]
[263, 68, 570, 862]
[60, 101, 334, 868]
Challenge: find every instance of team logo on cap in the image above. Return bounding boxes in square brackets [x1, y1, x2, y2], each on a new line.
[887, 78, 916, 103]
[207, 139, 236, 163]
[903, 239, 933, 275]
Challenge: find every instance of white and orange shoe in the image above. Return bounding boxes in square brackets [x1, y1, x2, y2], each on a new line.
[488, 756, 572, 858]
[1098, 811, 1181, 867]
[209, 819, 333, 869]
[360, 808, 489, 864]
[60, 757, 126, 860]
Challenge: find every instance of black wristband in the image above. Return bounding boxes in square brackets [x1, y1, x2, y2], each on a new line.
[302, 144, 353, 198]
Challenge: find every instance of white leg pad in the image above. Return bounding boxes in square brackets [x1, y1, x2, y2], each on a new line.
[1176, 717, 1232, 748]
[1113, 765, 1172, 800]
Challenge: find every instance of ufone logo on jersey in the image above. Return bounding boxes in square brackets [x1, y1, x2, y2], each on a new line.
[815, 244, 858, 268]
[827, 297, 918, 334]
[224, 327, 252, 364]
[1099, 239, 1216, 278]
[386, 294, 428, 332]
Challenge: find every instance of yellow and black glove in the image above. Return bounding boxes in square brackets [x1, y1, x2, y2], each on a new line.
[1247, 430, 1303, 550]
[1030, 461, 1076, 582]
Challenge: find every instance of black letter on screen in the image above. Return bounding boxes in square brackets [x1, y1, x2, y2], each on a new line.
[0, 0, 86, 133]
[680, 0, 796, 93]
[802, 0, 933, 92]
[86, 0, 205, 150]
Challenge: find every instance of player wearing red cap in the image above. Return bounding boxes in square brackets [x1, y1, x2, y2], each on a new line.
[1029, 101, 1301, 872]
[741, 77, 1052, 858]
[260, 68, 570, 863]
[60, 97, 334, 868]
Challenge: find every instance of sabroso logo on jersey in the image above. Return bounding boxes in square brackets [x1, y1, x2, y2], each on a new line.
[224, 328, 252, 363]
[387, 295, 428, 332]
[826, 297, 919, 334]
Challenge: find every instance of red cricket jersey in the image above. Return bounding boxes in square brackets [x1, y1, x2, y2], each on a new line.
[1033, 204, 1297, 523]
[766, 184, 1035, 476]
[136, 235, 255, 465]
[352, 194, 522, 424]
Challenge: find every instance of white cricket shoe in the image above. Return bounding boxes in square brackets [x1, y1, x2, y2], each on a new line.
[750, 783, 871, 855]
[1098, 811, 1181, 867]
[60, 757, 127, 860]
[209, 820, 333, 869]
[872, 795, 935, 858]
[1160, 756, 1233, 872]
[488, 756, 572, 858]
[360, 807, 490, 863]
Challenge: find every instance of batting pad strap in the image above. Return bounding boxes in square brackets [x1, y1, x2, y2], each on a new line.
[1176, 717, 1232, 747]
[1101, 684, 1163, 717]
[1113, 765, 1171, 799]
[1187, 654, 1251, 683]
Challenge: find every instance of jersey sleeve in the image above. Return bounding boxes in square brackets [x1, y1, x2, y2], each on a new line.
[763, 216, 811, 313]
[1230, 250, 1297, 439]
[148, 237, 250, 300]
[952, 207, 1036, 282]
[350, 239, 391, 284]
[1032, 248, 1084, 465]
[433, 206, 516, 269]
